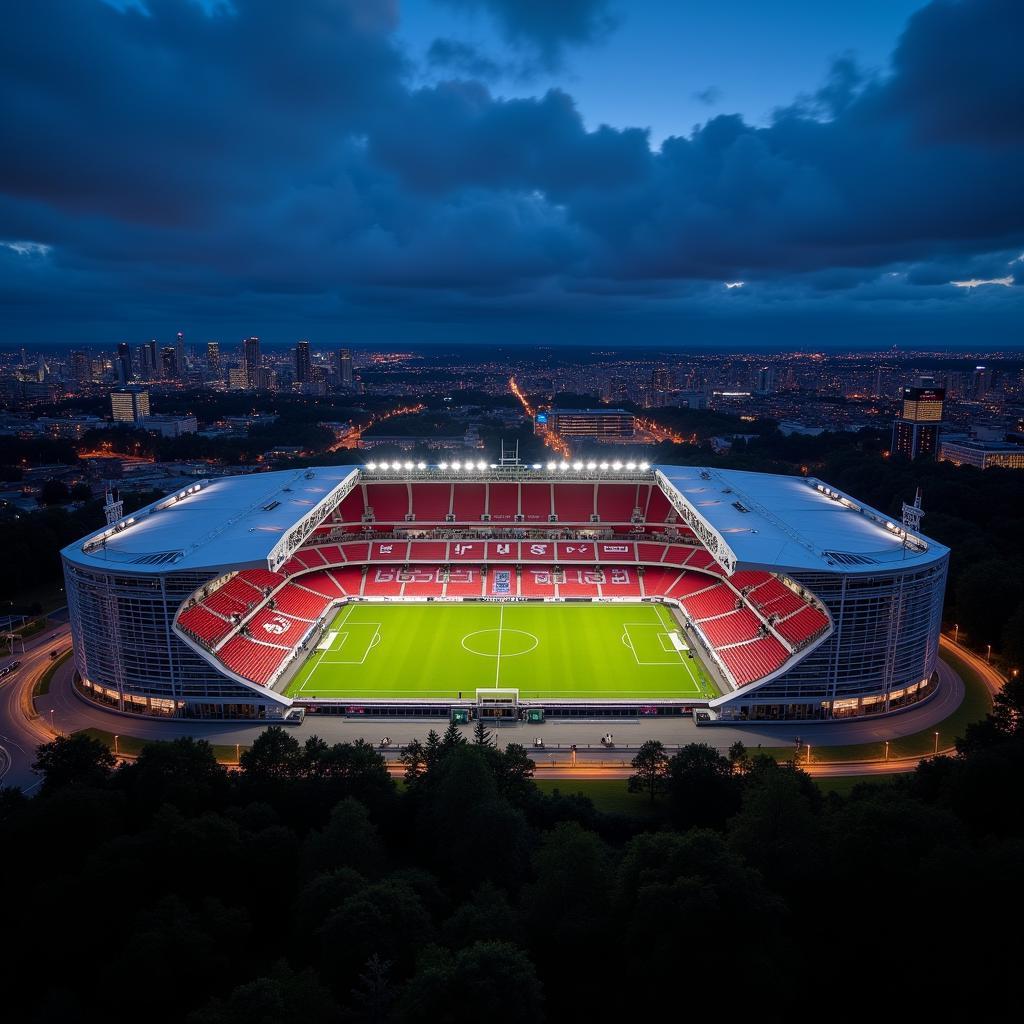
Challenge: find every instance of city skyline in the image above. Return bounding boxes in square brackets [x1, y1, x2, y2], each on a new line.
[1, 0, 1021, 348]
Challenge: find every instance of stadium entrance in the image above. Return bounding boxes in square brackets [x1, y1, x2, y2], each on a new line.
[476, 687, 519, 722]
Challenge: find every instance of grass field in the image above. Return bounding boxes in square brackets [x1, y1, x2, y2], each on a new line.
[285, 601, 719, 702]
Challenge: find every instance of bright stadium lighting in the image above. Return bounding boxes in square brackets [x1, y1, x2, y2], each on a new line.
[476, 460, 486, 471]
[391, 460, 401, 470]
[639, 461, 649, 470]
[626, 461, 636, 470]
[586, 461, 596, 470]
[366, 461, 376, 471]
[546, 461, 556, 471]
[559, 462, 569, 471]
[532, 463, 542, 469]
[612, 460, 623, 470]
[599, 461, 609, 470]
[573, 462, 583, 471]
[416, 461, 426, 470]
[404, 461, 414, 470]
[451, 460, 462, 470]
[439, 461, 448, 470]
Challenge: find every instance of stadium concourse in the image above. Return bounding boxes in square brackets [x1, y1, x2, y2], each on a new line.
[61, 462, 948, 724]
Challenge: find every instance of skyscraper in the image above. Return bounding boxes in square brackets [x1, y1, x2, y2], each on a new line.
[175, 331, 186, 379]
[115, 342, 132, 386]
[161, 347, 177, 379]
[295, 340, 311, 384]
[892, 386, 945, 460]
[756, 366, 775, 395]
[338, 347, 353, 387]
[70, 349, 90, 383]
[243, 336, 261, 389]
[206, 341, 221, 373]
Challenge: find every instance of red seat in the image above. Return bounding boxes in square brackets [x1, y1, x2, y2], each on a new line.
[553, 483, 595, 522]
[178, 605, 233, 648]
[595, 483, 639, 522]
[365, 483, 410, 522]
[269, 583, 332, 620]
[444, 567, 483, 597]
[520, 565, 556, 596]
[601, 566, 642, 597]
[452, 483, 486, 521]
[218, 634, 290, 686]
[558, 569, 602, 597]
[410, 483, 452, 521]
[487, 483, 519, 521]
[408, 540, 449, 561]
[521, 483, 552, 522]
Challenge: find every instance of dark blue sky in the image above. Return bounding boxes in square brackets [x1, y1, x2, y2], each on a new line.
[1, 0, 1021, 349]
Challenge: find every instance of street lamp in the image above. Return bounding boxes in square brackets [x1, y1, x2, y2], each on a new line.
[49, 708, 55, 734]
[884, 740, 890, 761]
[806, 744, 811, 767]
[113, 735, 119, 756]
[953, 623, 959, 644]
[933, 731, 939, 755]
[987, 643, 992, 663]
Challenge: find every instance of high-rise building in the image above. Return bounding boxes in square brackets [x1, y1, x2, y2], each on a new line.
[70, 349, 91, 383]
[138, 339, 158, 377]
[651, 368, 673, 391]
[756, 366, 775, 395]
[111, 389, 150, 423]
[243, 336, 261, 389]
[115, 342, 132, 386]
[206, 341, 221, 373]
[161, 347, 177, 379]
[175, 331, 186, 380]
[872, 366, 884, 399]
[295, 340, 311, 384]
[338, 347, 353, 386]
[892, 386, 945, 460]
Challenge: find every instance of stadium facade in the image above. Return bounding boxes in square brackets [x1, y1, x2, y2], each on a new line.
[61, 463, 948, 723]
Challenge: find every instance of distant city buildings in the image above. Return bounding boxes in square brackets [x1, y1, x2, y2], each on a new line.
[111, 389, 150, 424]
[938, 438, 1024, 470]
[545, 408, 635, 440]
[892, 386, 944, 459]
[295, 340, 311, 384]
[206, 342, 220, 374]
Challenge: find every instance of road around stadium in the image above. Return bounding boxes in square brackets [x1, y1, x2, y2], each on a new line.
[0, 612, 1001, 794]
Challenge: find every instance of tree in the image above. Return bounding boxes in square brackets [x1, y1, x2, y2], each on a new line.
[32, 733, 116, 792]
[189, 961, 339, 1024]
[400, 738, 427, 786]
[665, 742, 741, 829]
[38, 479, 70, 505]
[628, 739, 669, 803]
[240, 726, 302, 781]
[441, 719, 466, 750]
[122, 737, 228, 815]
[472, 718, 493, 746]
[304, 797, 385, 876]
[423, 729, 443, 771]
[728, 740, 749, 773]
[493, 743, 534, 804]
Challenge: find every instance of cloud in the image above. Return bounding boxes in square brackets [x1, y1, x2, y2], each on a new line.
[436, 0, 617, 69]
[692, 86, 722, 106]
[0, 0, 1021, 347]
[950, 276, 1014, 289]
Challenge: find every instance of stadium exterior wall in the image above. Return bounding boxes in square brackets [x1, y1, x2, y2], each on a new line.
[63, 558, 289, 719]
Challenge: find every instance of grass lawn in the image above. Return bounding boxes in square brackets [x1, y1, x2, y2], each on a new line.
[756, 647, 993, 764]
[532, 778, 667, 818]
[286, 601, 718, 702]
[77, 727, 246, 764]
[32, 648, 72, 698]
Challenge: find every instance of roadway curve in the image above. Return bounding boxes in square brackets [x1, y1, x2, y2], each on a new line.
[0, 628, 995, 792]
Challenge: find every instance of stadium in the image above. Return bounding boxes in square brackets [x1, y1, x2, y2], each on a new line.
[61, 462, 949, 724]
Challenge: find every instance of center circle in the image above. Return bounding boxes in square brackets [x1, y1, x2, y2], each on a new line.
[461, 628, 539, 658]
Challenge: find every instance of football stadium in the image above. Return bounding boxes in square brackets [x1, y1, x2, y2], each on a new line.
[61, 463, 949, 723]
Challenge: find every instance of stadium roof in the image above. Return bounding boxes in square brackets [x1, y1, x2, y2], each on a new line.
[64, 466, 359, 574]
[63, 462, 946, 579]
[655, 465, 947, 574]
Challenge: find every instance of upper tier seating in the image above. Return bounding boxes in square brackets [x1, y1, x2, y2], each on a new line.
[596, 483, 640, 522]
[334, 488, 365, 522]
[644, 486, 673, 524]
[553, 483, 595, 522]
[521, 483, 552, 521]
[639, 567, 683, 596]
[411, 483, 452, 521]
[452, 483, 486, 521]
[296, 570, 347, 598]
[487, 483, 519, 521]
[365, 483, 409, 521]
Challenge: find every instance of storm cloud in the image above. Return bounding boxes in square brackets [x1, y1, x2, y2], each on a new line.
[0, 0, 1021, 346]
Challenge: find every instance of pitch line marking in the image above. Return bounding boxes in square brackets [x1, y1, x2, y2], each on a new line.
[299, 603, 357, 689]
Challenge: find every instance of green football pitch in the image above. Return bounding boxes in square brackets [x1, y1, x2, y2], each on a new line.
[285, 602, 719, 701]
